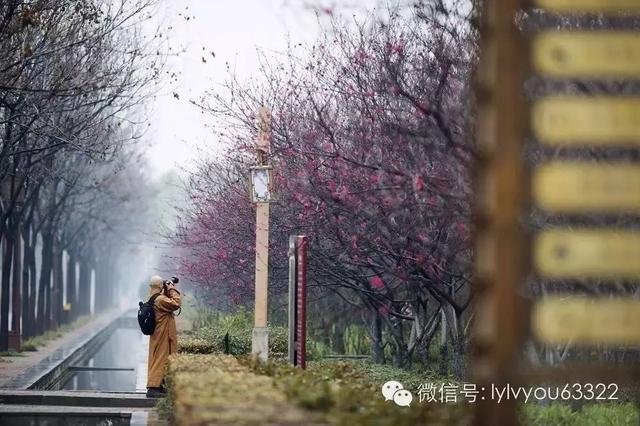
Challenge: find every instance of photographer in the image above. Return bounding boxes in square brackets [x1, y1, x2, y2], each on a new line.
[146, 275, 181, 397]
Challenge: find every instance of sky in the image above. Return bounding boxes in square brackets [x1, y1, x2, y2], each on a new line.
[144, 0, 378, 177]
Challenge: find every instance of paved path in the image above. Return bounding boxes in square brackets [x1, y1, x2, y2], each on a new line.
[0, 310, 118, 389]
[0, 311, 168, 424]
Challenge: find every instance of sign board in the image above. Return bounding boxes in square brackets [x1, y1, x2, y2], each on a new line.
[531, 97, 640, 146]
[288, 235, 308, 369]
[533, 162, 640, 213]
[533, 0, 640, 13]
[534, 229, 640, 279]
[533, 298, 640, 345]
[473, 2, 640, 424]
[533, 32, 640, 78]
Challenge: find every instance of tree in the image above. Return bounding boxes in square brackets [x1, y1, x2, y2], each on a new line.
[173, 2, 477, 370]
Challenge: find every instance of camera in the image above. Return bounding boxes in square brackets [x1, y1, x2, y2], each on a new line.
[163, 276, 179, 289]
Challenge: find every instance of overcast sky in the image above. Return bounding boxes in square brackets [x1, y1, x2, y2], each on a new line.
[144, 0, 379, 177]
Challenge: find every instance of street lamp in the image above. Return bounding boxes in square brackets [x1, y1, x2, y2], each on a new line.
[249, 166, 273, 203]
[251, 107, 272, 361]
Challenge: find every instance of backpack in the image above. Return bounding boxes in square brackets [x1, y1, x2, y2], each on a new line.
[138, 294, 160, 335]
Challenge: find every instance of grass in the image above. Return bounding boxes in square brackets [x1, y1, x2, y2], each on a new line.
[166, 353, 470, 425]
[0, 350, 25, 357]
[171, 308, 639, 425]
[522, 402, 639, 426]
[21, 316, 91, 352]
[170, 333, 640, 426]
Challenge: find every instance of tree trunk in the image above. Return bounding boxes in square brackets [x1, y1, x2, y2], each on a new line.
[51, 238, 63, 330]
[66, 250, 77, 323]
[94, 257, 114, 313]
[331, 321, 345, 354]
[78, 258, 91, 317]
[371, 315, 385, 363]
[21, 222, 34, 339]
[37, 231, 53, 335]
[0, 231, 15, 351]
[11, 224, 21, 344]
[26, 227, 37, 338]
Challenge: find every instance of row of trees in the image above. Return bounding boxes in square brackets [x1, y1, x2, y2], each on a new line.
[0, 0, 159, 350]
[173, 2, 478, 371]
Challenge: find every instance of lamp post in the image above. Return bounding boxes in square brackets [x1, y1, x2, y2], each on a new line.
[250, 107, 272, 360]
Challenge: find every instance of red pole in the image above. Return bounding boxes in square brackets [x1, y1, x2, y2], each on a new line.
[295, 236, 308, 369]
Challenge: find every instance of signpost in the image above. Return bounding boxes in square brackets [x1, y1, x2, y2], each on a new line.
[288, 235, 308, 368]
[473, 1, 640, 424]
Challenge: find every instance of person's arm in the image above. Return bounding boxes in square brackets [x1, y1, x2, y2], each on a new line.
[155, 283, 181, 312]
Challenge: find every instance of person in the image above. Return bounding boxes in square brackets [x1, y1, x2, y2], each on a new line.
[146, 275, 181, 398]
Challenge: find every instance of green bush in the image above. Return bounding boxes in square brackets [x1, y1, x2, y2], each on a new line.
[178, 309, 325, 359]
[167, 353, 471, 425]
[522, 403, 640, 426]
[166, 354, 313, 425]
[523, 403, 577, 426]
[238, 356, 471, 426]
[576, 403, 640, 425]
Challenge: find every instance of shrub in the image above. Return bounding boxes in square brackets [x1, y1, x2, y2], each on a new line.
[576, 403, 640, 426]
[166, 354, 314, 425]
[178, 309, 325, 359]
[237, 356, 471, 426]
[522, 403, 640, 426]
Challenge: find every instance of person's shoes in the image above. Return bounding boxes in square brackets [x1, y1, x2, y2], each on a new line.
[146, 387, 166, 398]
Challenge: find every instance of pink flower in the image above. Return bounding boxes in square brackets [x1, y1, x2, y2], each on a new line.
[413, 175, 425, 191]
[370, 276, 384, 289]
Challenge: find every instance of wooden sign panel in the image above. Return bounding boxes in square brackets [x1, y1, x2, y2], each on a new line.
[533, 32, 640, 78]
[533, 162, 640, 213]
[534, 229, 640, 279]
[533, 297, 640, 345]
[533, 0, 640, 13]
[532, 97, 640, 146]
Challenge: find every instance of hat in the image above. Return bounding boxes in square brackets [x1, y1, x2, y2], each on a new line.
[148, 275, 163, 297]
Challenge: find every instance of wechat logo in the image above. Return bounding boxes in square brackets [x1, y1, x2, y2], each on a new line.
[382, 380, 413, 407]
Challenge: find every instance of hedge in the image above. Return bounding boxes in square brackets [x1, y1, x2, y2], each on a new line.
[165, 354, 470, 425]
[165, 353, 639, 426]
[165, 354, 317, 425]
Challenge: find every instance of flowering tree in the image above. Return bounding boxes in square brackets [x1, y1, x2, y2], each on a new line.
[174, 2, 476, 370]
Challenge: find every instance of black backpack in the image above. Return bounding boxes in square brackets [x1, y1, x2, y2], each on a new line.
[138, 294, 160, 335]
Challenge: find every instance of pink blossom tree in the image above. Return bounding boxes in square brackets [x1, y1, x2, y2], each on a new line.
[173, 2, 476, 370]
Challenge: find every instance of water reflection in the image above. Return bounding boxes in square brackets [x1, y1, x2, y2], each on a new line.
[62, 327, 148, 392]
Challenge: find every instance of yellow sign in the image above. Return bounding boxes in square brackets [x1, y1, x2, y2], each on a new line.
[533, 162, 640, 213]
[533, 32, 640, 78]
[532, 97, 640, 146]
[534, 0, 640, 13]
[534, 229, 640, 279]
[533, 297, 640, 346]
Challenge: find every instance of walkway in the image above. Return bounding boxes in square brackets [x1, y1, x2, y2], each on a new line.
[0, 310, 163, 425]
[0, 310, 117, 389]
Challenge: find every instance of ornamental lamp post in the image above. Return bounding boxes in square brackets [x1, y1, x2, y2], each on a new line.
[250, 107, 272, 360]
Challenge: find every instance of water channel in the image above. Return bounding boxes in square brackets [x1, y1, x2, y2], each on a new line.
[61, 312, 148, 392]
